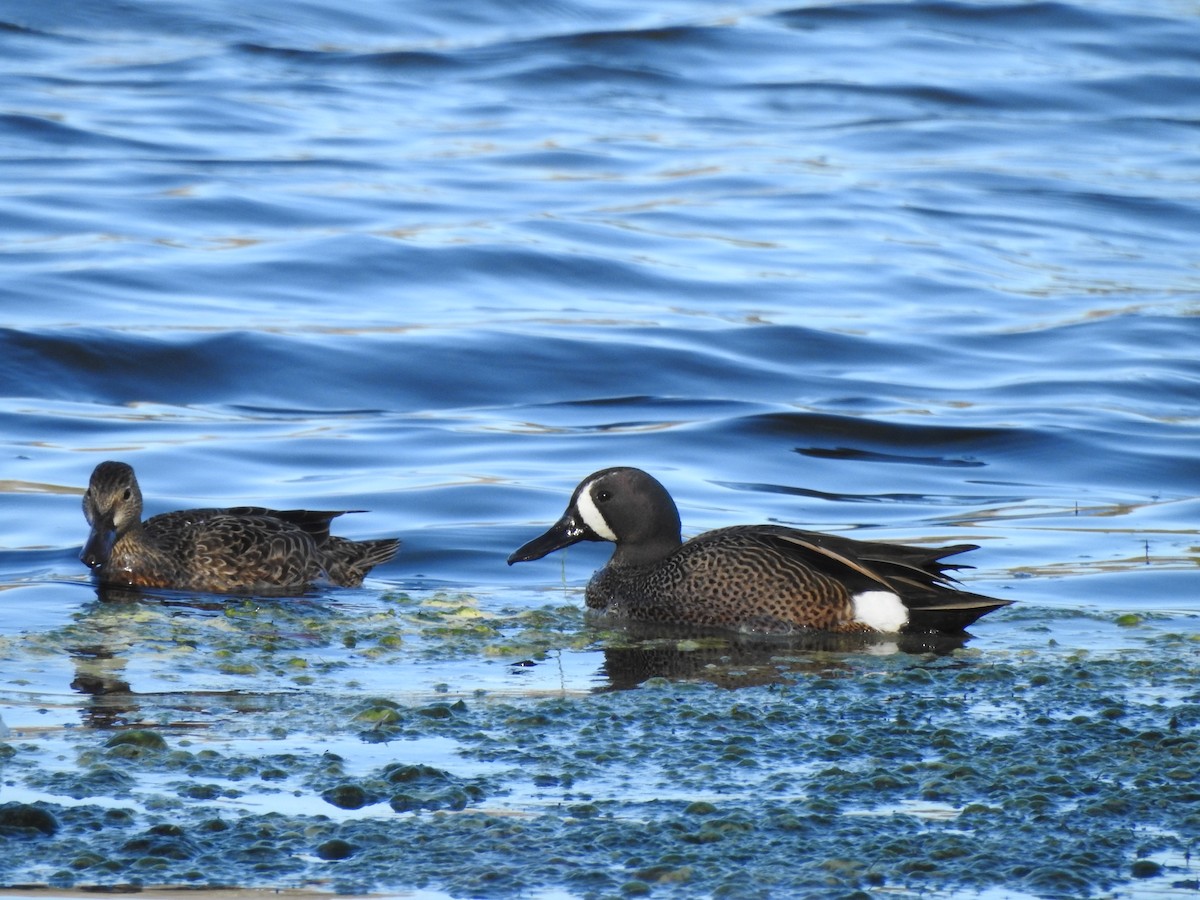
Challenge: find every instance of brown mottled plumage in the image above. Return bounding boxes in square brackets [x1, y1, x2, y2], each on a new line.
[507, 467, 1010, 635]
[80, 461, 399, 594]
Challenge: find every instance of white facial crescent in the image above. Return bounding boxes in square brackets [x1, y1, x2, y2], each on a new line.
[576, 480, 617, 541]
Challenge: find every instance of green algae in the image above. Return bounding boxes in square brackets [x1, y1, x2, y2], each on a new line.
[316, 837, 356, 860]
[1, 592, 1198, 898]
[8, 652, 1198, 896]
[105, 729, 168, 751]
[0, 801, 59, 836]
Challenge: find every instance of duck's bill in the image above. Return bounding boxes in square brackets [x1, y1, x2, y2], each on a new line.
[507, 513, 589, 564]
[80, 515, 117, 569]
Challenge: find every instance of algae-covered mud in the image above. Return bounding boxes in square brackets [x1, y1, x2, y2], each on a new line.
[0, 586, 1196, 899]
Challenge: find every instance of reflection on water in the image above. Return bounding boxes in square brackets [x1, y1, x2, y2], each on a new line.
[23, 577, 992, 744]
[597, 626, 970, 691]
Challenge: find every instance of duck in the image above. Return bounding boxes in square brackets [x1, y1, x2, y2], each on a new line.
[80, 460, 399, 594]
[507, 467, 1010, 634]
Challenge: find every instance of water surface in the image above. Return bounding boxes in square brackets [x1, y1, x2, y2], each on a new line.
[0, 0, 1197, 897]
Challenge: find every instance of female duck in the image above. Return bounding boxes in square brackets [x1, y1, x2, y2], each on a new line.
[81, 461, 399, 594]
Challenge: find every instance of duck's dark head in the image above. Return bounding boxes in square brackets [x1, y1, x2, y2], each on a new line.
[80, 460, 144, 569]
[507, 467, 683, 567]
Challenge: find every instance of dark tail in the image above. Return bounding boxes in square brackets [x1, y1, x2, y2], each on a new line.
[858, 542, 980, 584]
[859, 543, 1011, 633]
[322, 537, 401, 587]
[903, 591, 1013, 633]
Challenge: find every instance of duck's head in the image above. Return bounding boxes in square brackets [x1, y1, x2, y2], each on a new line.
[80, 461, 144, 569]
[507, 467, 683, 567]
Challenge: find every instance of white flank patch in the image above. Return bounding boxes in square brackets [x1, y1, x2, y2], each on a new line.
[852, 590, 908, 633]
[576, 482, 618, 541]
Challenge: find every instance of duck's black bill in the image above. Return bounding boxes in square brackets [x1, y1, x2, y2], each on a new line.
[80, 515, 117, 569]
[507, 513, 588, 565]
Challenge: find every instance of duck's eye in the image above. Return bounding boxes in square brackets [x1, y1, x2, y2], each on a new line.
[596, 490, 612, 503]
[122, 489, 132, 501]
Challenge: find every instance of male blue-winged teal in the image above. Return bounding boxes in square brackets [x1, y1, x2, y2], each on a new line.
[80, 461, 399, 594]
[507, 467, 1011, 634]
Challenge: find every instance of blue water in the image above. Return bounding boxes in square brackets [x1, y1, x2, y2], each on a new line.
[2, 0, 1198, 678]
[0, 0, 1198, 894]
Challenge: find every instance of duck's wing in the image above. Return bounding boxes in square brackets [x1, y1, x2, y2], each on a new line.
[719, 526, 1011, 633]
[204, 514, 329, 588]
[225, 507, 357, 542]
[752, 527, 976, 589]
[141, 510, 326, 590]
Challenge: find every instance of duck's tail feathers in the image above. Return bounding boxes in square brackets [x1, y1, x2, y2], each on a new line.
[902, 591, 1013, 633]
[322, 537, 401, 587]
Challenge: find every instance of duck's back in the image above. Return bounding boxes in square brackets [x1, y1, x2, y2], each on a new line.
[126, 508, 329, 592]
[585, 524, 997, 634]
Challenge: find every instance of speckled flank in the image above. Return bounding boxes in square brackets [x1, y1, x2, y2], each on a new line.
[589, 527, 866, 632]
[80, 461, 399, 594]
[511, 467, 1010, 635]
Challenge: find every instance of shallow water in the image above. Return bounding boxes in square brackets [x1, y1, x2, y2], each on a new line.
[0, 0, 1198, 897]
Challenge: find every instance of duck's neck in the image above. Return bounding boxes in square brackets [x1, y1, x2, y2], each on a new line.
[111, 522, 170, 569]
[610, 534, 682, 569]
